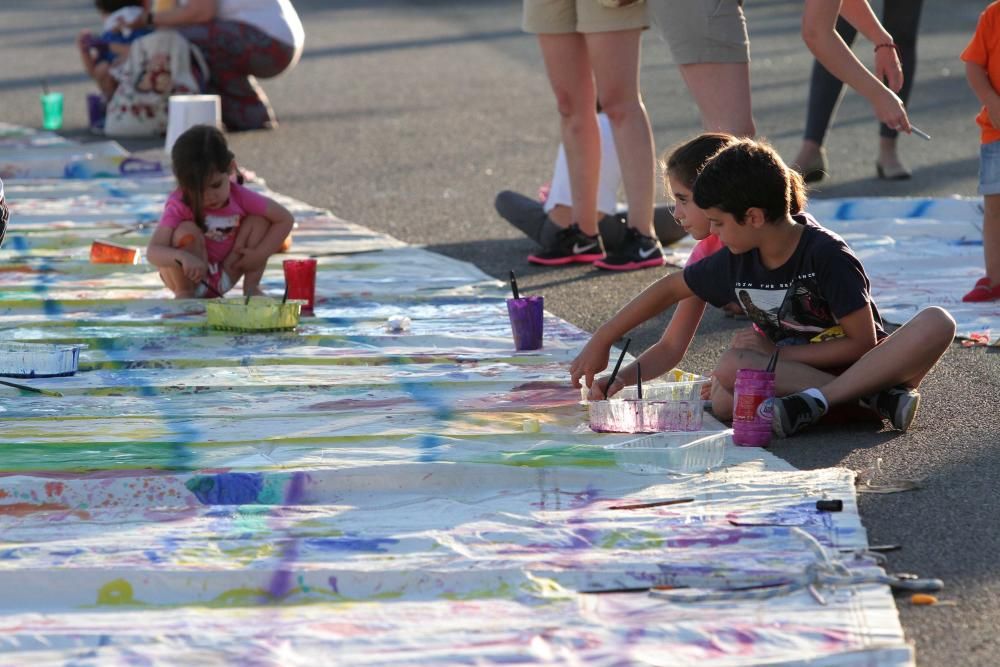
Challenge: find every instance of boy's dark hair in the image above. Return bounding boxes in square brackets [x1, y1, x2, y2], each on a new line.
[170, 125, 234, 230]
[663, 132, 738, 191]
[692, 138, 806, 223]
[94, 0, 143, 13]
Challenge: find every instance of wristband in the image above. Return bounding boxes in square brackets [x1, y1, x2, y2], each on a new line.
[874, 42, 898, 54]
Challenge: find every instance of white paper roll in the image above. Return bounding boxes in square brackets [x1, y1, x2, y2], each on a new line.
[164, 94, 222, 154]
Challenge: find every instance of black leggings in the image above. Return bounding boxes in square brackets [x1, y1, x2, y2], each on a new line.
[803, 0, 924, 144]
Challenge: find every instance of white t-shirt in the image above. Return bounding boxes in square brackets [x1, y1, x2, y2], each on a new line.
[217, 0, 305, 55]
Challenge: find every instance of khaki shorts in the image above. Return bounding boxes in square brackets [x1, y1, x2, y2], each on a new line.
[650, 0, 749, 64]
[523, 0, 648, 34]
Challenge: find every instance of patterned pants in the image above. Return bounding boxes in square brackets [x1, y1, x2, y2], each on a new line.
[180, 20, 296, 131]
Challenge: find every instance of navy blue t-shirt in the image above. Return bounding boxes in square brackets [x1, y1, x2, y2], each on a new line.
[683, 212, 885, 345]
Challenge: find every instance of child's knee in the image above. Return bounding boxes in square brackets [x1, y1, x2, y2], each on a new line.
[714, 348, 764, 387]
[171, 221, 203, 249]
[919, 306, 957, 345]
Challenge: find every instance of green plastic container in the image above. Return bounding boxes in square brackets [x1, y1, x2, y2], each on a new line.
[205, 297, 305, 332]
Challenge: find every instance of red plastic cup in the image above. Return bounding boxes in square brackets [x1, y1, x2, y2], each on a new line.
[732, 368, 775, 447]
[506, 296, 544, 350]
[282, 258, 317, 314]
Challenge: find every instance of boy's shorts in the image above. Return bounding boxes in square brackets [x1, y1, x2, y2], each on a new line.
[523, 0, 648, 34]
[979, 140, 1000, 196]
[650, 0, 749, 64]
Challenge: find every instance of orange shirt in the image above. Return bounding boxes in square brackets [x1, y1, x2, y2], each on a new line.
[962, 1, 1000, 144]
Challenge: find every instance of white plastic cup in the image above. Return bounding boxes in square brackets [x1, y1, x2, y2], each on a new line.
[165, 94, 222, 154]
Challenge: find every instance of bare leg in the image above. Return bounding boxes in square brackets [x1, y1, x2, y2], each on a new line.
[710, 347, 837, 420]
[678, 62, 756, 137]
[587, 29, 655, 238]
[985, 195, 1000, 286]
[820, 308, 955, 404]
[92, 62, 117, 100]
[225, 216, 270, 296]
[537, 34, 600, 237]
[158, 221, 206, 298]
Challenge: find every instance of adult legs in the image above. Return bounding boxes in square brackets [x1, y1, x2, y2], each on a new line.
[877, 0, 924, 176]
[586, 29, 655, 238]
[180, 21, 295, 131]
[678, 63, 755, 137]
[537, 33, 601, 237]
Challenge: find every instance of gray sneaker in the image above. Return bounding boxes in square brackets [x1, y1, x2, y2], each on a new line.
[859, 385, 921, 432]
[769, 392, 827, 438]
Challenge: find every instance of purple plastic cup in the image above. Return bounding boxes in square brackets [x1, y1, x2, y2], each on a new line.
[86, 93, 106, 131]
[506, 296, 543, 351]
[732, 368, 775, 447]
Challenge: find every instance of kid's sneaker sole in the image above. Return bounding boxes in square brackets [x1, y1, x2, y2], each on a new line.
[593, 256, 667, 271]
[527, 252, 605, 266]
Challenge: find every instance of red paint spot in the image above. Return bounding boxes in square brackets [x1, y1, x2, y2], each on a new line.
[44, 482, 65, 497]
[0, 502, 70, 517]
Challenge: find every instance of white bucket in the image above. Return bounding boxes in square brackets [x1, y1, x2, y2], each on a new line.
[0, 343, 86, 378]
[164, 94, 222, 154]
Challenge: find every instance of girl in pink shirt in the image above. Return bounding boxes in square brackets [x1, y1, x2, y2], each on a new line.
[582, 133, 739, 399]
[146, 125, 294, 298]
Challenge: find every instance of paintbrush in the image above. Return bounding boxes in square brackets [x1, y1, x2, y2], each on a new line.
[175, 259, 224, 298]
[509, 270, 520, 300]
[604, 337, 631, 399]
[635, 360, 642, 400]
[909, 125, 932, 141]
[765, 347, 780, 374]
[0, 378, 63, 397]
[609, 498, 694, 510]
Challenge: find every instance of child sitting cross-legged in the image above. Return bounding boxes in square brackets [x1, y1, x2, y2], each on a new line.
[571, 137, 956, 437]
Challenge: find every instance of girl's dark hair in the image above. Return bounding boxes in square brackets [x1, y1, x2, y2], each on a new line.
[95, 0, 143, 13]
[692, 138, 806, 223]
[662, 132, 738, 191]
[170, 125, 234, 230]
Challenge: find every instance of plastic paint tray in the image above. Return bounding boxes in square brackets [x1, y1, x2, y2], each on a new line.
[206, 297, 305, 332]
[604, 429, 732, 475]
[587, 369, 710, 433]
[0, 342, 85, 378]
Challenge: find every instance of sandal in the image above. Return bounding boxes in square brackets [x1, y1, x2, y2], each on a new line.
[962, 276, 1000, 302]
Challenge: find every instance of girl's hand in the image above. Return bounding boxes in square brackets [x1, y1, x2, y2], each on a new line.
[874, 44, 903, 93]
[870, 87, 910, 133]
[570, 335, 612, 390]
[588, 375, 625, 401]
[730, 327, 775, 356]
[177, 253, 207, 283]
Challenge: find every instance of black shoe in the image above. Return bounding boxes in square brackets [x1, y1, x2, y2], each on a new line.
[598, 213, 627, 254]
[769, 392, 827, 438]
[859, 385, 920, 431]
[593, 226, 665, 271]
[527, 223, 605, 266]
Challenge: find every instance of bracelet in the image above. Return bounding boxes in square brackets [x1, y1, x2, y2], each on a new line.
[874, 42, 899, 54]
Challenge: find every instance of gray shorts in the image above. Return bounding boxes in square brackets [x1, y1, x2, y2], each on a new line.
[523, 0, 648, 34]
[650, 0, 749, 64]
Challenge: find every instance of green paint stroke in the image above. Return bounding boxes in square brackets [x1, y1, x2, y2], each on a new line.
[492, 445, 615, 468]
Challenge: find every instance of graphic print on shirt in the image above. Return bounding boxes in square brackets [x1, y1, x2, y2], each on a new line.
[204, 214, 240, 243]
[735, 272, 836, 344]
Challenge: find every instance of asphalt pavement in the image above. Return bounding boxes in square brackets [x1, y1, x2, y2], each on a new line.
[2, 1, 1000, 664]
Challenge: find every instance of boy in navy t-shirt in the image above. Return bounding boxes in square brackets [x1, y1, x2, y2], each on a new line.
[571, 138, 956, 438]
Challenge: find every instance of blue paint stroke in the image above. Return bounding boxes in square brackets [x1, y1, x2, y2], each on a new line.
[185, 472, 263, 505]
[305, 536, 399, 553]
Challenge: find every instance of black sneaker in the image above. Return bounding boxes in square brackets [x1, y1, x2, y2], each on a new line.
[769, 392, 827, 438]
[859, 385, 921, 432]
[594, 226, 665, 271]
[527, 223, 605, 266]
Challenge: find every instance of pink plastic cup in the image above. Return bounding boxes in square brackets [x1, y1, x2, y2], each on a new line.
[506, 296, 544, 351]
[282, 258, 317, 314]
[732, 368, 775, 447]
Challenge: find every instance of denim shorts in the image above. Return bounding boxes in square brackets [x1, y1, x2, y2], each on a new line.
[979, 140, 1000, 195]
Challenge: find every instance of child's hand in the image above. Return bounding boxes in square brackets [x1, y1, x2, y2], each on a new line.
[730, 327, 775, 356]
[177, 254, 207, 283]
[569, 336, 612, 390]
[588, 375, 625, 401]
[987, 100, 1000, 131]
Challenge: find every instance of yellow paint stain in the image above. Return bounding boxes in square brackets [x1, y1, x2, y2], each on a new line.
[97, 579, 137, 606]
[600, 530, 664, 550]
[442, 582, 512, 601]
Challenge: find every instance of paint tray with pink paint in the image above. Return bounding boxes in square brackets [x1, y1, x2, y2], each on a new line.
[0, 342, 86, 378]
[587, 369, 710, 433]
[604, 429, 731, 475]
[206, 297, 306, 332]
